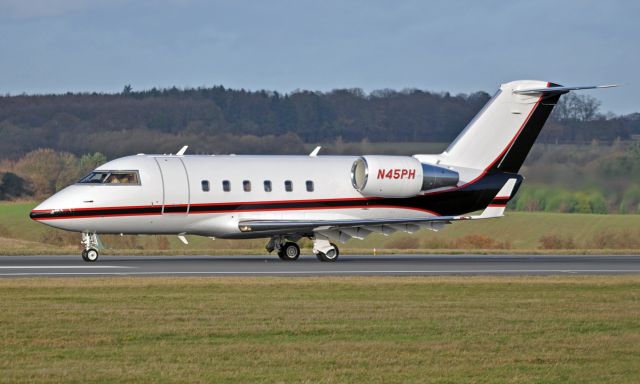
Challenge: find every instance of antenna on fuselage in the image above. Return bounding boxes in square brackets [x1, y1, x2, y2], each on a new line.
[176, 145, 188, 156]
[309, 146, 321, 157]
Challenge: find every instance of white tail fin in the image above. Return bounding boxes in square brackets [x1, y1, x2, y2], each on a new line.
[437, 80, 617, 174]
[440, 80, 555, 173]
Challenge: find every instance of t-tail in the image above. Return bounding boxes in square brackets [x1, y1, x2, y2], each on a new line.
[435, 80, 617, 174]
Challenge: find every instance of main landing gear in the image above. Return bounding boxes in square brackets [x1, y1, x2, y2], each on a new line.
[266, 236, 300, 261]
[266, 236, 340, 262]
[81, 232, 99, 262]
[312, 238, 339, 262]
[278, 242, 300, 261]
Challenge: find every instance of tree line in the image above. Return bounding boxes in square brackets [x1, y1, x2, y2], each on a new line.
[1, 85, 638, 159]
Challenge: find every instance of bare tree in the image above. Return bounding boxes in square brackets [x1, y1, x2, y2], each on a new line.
[552, 93, 601, 121]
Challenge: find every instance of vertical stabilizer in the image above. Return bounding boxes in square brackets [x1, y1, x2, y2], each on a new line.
[439, 80, 560, 173]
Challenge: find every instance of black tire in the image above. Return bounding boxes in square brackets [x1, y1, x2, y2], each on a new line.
[330, 243, 340, 258]
[316, 245, 339, 262]
[280, 242, 300, 261]
[81, 250, 88, 262]
[277, 249, 286, 260]
[84, 248, 99, 262]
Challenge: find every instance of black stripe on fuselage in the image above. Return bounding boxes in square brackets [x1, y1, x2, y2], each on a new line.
[163, 205, 189, 213]
[29, 206, 162, 220]
[30, 172, 522, 220]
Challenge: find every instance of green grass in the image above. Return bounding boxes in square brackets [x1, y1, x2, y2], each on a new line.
[353, 211, 640, 250]
[3, 201, 640, 255]
[0, 276, 638, 383]
[0, 202, 42, 236]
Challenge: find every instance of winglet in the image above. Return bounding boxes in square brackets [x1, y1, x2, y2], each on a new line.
[474, 178, 517, 219]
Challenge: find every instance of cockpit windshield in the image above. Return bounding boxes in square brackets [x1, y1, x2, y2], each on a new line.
[78, 171, 140, 185]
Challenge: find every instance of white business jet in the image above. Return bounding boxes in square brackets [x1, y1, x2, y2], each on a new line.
[30, 80, 615, 262]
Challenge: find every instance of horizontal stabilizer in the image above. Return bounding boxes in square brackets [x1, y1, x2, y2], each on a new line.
[473, 178, 517, 219]
[514, 84, 618, 95]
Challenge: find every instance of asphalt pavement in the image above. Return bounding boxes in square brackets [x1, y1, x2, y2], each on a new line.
[0, 254, 639, 277]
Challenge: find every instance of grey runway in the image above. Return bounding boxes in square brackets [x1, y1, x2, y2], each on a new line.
[1, 254, 640, 277]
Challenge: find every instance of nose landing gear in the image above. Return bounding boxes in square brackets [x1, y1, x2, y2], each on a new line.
[81, 232, 100, 262]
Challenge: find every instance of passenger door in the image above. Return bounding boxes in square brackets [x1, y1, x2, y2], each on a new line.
[156, 157, 190, 214]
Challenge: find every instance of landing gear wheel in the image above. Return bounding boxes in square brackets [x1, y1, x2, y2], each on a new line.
[330, 243, 339, 259]
[316, 244, 339, 262]
[84, 248, 99, 262]
[279, 242, 300, 261]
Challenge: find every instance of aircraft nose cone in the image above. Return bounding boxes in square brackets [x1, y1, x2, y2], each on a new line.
[29, 196, 60, 221]
[29, 204, 47, 221]
[29, 188, 84, 230]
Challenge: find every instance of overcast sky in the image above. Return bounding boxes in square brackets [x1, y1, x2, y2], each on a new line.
[0, 0, 637, 113]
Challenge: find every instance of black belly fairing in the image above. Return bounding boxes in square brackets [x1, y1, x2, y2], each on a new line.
[372, 171, 522, 216]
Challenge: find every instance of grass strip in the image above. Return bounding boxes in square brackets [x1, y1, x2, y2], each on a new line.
[0, 276, 638, 383]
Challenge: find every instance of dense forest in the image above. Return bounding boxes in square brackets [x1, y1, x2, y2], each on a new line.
[1, 85, 639, 159]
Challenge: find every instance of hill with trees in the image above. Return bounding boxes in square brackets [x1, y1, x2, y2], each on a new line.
[1, 85, 638, 159]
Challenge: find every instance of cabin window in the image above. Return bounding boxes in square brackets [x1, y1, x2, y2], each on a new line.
[284, 180, 293, 192]
[222, 180, 231, 192]
[201, 180, 210, 192]
[243, 180, 251, 192]
[78, 171, 140, 185]
[264, 180, 272, 192]
[306, 180, 314, 192]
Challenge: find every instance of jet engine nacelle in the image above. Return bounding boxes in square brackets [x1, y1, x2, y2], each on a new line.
[350, 156, 459, 198]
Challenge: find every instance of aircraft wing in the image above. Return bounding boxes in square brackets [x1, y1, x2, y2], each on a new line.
[239, 215, 462, 233]
[237, 178, 518, 242]
[238, 215, 462, 242]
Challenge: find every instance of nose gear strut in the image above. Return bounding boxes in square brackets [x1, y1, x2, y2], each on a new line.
[81, 232, 100, 262]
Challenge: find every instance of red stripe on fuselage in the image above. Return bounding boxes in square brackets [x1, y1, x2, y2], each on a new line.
[31, 212, 162, 220]
[31, 203, 440, 220]
[29, 196, 385, 215]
